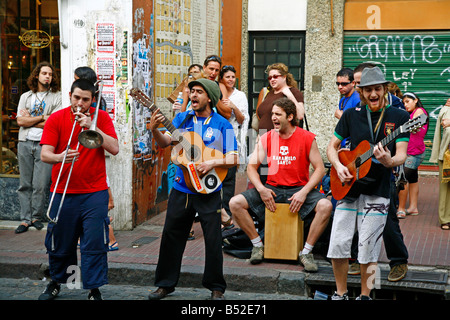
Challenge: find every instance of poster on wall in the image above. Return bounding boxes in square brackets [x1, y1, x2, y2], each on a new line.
[96, 22, 115, 54]
[102, 90, 116, 120]
[96, 57, 115, 87]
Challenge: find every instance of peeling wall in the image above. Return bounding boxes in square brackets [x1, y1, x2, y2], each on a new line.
[58, 0, 133, 230]
[303, 0, 345, 159]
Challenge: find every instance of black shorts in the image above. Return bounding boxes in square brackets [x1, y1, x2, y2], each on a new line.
[241, 184, 325, 221]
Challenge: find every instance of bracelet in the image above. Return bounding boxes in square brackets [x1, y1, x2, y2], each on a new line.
[41, 114, 45, 122]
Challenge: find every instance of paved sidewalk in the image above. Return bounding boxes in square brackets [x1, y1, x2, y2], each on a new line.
[0, 173, 448, 299]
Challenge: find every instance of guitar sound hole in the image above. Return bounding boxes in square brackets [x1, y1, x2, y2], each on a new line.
[188, 145, 201, 162]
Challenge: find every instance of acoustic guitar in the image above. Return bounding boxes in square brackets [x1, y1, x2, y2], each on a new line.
[330, 113, 428, 200]
[130, 88, 228, 194]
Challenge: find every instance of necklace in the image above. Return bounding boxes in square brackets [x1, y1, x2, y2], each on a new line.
[32, 90, 49, 116]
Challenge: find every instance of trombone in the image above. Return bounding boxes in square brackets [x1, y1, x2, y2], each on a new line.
[45, 107, 81, 224]
[46, 81, 105, 224]
[78, 80, 104, 149]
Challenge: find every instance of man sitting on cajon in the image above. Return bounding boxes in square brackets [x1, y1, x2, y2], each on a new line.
[229, 97, 332, 272]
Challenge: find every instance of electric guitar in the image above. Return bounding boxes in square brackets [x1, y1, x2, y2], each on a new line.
[330, 113, 428, 200]
[130, 88, 228, 194]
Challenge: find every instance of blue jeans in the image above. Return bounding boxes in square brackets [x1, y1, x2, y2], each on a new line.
[17, 140, 52, 224]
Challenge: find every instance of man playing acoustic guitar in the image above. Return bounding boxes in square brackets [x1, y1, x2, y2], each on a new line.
[148, 78, 238, 300]
[326, 67, 410, 300]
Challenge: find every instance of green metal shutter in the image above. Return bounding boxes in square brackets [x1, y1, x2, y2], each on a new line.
[343, 31, 450, 167]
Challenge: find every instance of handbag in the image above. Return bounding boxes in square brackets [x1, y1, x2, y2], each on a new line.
[442, 145, 450, 183]
[251, 87, 269, 131]
[251, 112, 259, 131]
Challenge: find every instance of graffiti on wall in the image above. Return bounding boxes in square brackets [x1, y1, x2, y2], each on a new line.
[345, 32, 450, 165]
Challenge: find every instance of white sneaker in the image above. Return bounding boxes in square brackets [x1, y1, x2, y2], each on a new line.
[331, 291, 349, 300]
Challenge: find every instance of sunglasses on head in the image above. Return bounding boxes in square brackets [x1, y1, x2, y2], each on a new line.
[336, 81, 351, 86]
[268, 74, 283, 81]
[222, 65, 236, 72]
[206, 55, 221, 63]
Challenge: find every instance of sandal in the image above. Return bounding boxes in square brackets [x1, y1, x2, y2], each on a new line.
[396, 211, 406, 219]
[441, 223, 450, 230]
[221, 218, 234, 231]
[406, 210, 419, 216]
[108, 241, 119, 251]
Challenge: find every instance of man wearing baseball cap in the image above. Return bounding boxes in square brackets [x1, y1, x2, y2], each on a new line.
[148, 78, 238, 300]
[326, 67, 411, 300]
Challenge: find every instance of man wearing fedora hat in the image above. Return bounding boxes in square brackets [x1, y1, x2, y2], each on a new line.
[148, 78, 238, 300]
[326, 67, 410, 300]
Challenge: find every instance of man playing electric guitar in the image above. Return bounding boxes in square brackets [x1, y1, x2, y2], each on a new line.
[326, 67, 410, 300]
[148, 78, 238, 300]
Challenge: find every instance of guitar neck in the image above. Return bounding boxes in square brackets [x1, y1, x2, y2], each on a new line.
[144, 103, 177, 135]
[359, 127, 401, 165]
[130, 88, 193, 151]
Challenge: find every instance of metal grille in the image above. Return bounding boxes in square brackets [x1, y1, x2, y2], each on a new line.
[343, 31, 450, 166]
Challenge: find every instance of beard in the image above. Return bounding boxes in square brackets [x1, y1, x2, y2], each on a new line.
[39, 80, 50, 90]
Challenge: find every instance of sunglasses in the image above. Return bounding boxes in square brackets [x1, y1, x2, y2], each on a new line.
[205, 55, 221, 63]
[336, 81, 351, 86]
[268, 74, 283, 81]
[222, 65, 236, 72]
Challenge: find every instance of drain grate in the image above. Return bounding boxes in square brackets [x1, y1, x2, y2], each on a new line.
[131, 236, 158, 247]
[309, 266, 447, 284]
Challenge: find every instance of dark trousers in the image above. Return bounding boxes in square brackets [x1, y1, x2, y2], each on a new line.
[45, 190, 109, 289]
[383, 182, 409, 267]
[221, 166, 237, 217]
[154, 188, 226, 293]
[350, 182, 408, 267]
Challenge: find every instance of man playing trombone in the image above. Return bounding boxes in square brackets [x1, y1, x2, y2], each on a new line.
[39, 79, 119, 300]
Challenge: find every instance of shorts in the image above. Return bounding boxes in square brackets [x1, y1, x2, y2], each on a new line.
[327, 194, 389, 264]
[241, 184, 325, 221]
[405, 153, 425, 170]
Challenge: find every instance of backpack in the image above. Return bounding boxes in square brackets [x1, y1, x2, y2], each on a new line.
[222, 228, 264, 259]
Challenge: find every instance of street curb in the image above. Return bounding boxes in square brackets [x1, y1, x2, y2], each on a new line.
[0, 259, 308, 297]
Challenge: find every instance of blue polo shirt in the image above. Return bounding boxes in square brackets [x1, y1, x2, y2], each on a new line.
[166, 109, 238, 194]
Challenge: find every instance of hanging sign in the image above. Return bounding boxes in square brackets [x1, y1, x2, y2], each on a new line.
[19, 30, 53, 49]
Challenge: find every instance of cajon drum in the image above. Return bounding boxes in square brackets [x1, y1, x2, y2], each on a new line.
[264, 203, 304, 260]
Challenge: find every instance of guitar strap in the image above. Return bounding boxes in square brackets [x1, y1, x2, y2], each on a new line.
[366, 106, 386, 163]
[366, 106, 386, 144]
[177, 112, 194, 129]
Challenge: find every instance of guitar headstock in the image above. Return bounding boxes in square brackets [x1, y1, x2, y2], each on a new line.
[401, 113, 428, 133]
[129, 88, 154, 109]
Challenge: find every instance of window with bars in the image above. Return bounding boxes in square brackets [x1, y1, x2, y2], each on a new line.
[248, 31, 306, 115]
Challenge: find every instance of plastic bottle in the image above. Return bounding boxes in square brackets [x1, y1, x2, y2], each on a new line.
[174, 92, 183, 115]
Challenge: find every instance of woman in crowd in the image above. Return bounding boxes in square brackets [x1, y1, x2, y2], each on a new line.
[256, 63, 304, 132]
[218, 65, 249, 230]
[430, 98, 450, 230]
[396, 92, 428, 219]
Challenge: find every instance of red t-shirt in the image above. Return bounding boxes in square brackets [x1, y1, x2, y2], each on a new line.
[40, 106, 117, 194]
[261, 127, 315, 187]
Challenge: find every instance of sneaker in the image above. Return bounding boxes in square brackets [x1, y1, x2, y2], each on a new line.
[356, 295, 372, 300]
[299, 253, 318, 272]
[331, 291, 349, 300]
[388, 264, 408, 282]
[348, 262, 361, 275]
[38, 280, 60, 300]
[249, 246, 264, 264]
[88, 288, 103, 300]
